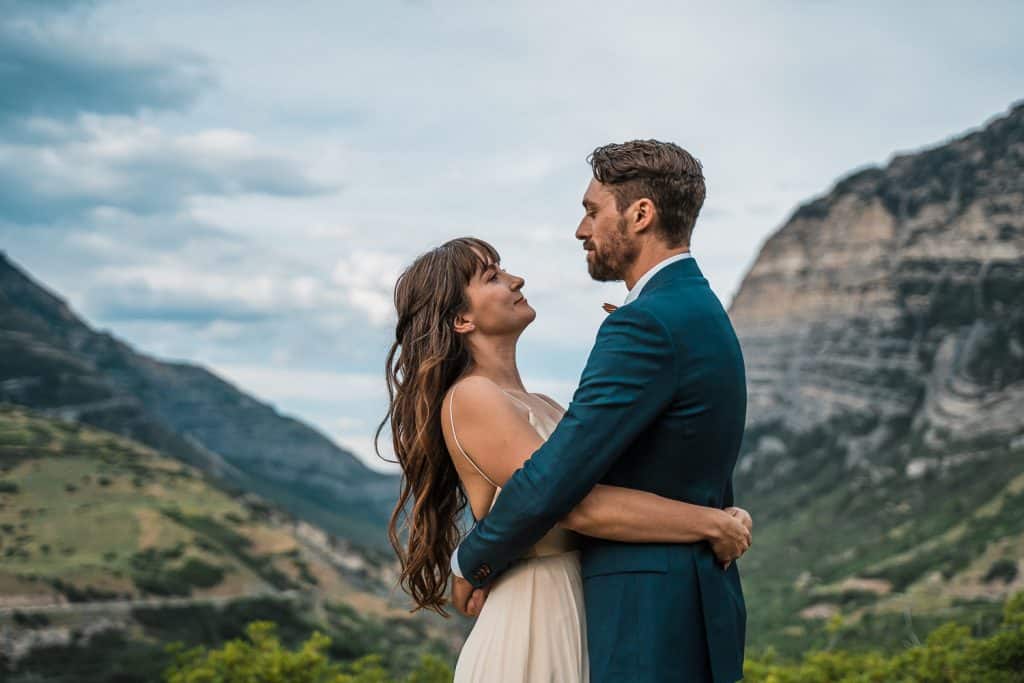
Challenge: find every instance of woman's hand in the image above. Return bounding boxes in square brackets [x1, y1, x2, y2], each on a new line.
[709, 507, 752, 568]
[452, 575, 490, 617]
[725, 506, 753, 535]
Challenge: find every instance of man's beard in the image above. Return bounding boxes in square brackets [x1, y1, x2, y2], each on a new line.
[587, 216, 639, 282]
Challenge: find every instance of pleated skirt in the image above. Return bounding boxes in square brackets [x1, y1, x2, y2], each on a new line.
[454, 551, 588, 682]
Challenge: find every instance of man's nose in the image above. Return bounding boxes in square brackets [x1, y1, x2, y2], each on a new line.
[575, 220, 588, 241]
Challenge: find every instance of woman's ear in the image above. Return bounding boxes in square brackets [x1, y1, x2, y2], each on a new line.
[453, 313, 475, 335]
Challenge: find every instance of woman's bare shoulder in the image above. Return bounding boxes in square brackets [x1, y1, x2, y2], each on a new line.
[445, 377, 533, 437]
[444, 375, 503, 410]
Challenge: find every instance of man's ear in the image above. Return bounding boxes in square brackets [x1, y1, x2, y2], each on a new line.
[453, 313, 475, 335]
[629, 198, 656, 234]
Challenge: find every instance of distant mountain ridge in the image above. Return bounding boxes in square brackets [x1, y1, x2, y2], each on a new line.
[728, 101, 1024, 654]
[0, 253, 398, 548]
[732, 102, 1023, 445]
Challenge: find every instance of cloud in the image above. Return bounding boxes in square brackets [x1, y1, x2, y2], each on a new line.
[0, 14, 213, 126]
[84, 243, 343, 323]
[4, 0, 98, 17]
[331, 250, 405, 326]
[0, 114, 334, 223]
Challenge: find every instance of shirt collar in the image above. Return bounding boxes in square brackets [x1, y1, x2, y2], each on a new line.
[623, 252, 693, 306]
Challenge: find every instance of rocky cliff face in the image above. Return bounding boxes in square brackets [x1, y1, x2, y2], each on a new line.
[732, 102, 1024, 472]
[0, 254, 398, 548]
[727, 102, 1024, 655]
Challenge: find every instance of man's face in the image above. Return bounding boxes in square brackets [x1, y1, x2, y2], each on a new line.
[575, 178, 639, 282]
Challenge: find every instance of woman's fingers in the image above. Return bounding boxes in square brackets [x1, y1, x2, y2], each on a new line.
[727, 506, 754, 533]
[451, 576, 475, 615]
[467, 591, 481, 617]
[466, 586, 491, 617]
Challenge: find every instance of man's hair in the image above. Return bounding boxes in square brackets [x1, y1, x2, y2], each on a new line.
[588, 140, 706, 246]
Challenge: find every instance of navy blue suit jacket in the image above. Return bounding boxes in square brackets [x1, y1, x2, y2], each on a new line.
[457, 257, 747, 682]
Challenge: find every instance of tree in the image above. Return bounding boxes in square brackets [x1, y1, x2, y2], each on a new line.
[164, 622, 452, 683]
[743, 592, 1024, 682]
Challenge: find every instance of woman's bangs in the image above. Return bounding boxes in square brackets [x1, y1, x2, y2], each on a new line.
[445, 237, 501, 281]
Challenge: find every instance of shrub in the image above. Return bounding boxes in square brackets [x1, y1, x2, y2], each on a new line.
[130, 550, 226, 596]
[744, 592, 1024, 682]
[985, 558, 1019, 584]
[176, 558, 226, 589]
[163, 622, 452, 683]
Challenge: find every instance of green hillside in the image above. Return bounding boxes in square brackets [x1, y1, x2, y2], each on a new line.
[738, 420, 1024, 656]
[3, 403, 325, 601]
[0, 404, 459, 681]
[0, 251, 398, 552]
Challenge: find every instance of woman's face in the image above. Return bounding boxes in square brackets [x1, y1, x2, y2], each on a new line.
[461, 257, 535, 336]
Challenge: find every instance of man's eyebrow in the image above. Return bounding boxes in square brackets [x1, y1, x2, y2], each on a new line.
[582, 199, 596, 208]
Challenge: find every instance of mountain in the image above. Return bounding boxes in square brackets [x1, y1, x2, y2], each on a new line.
[0, 404, 456, 681]
[730, 102, 1024, 655]
[0, 404, 382, 604]
[0, 254, 398, 548]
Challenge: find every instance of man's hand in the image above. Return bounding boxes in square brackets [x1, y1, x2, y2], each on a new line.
[709, 507, 752, 569]
[451, 575, 491, 617]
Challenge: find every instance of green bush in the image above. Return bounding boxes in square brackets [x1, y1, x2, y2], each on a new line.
[130, 549, 226, 596]
[163, 621, 452, 683]
[176, 557, 226, 589]
[745, 592, 1024, 682]
[985, 558, 1020, 585]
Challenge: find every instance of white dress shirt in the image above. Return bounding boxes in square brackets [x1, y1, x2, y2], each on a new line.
[450, 251, 694, 580]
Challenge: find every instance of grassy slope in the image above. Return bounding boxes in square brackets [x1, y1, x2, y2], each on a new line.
[740, 426, 1024, 658]
[1, 404, 316, 600]
[0, 402, 424, 609]
[0, 403, 461, 680]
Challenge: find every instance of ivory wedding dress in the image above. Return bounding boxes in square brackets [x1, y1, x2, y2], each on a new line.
[450, 389, 588, 683]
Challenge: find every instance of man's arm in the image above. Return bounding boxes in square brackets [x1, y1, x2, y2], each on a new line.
[456, 304, 678, 587]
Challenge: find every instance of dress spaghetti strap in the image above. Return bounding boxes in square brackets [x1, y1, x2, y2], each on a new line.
[500, 389, 533, 411]
[534, 393, 565, 415]
[448, 383, 500, 488]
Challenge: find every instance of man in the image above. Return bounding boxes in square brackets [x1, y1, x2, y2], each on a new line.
[452, 140, 748, 682]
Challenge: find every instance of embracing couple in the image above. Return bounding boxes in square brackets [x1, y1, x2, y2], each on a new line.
[381, 140, 751, 682]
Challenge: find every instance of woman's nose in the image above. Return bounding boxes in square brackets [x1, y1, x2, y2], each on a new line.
[511, 275, 525, 290]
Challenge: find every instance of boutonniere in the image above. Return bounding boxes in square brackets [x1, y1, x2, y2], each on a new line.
[602, 303, 618, 314]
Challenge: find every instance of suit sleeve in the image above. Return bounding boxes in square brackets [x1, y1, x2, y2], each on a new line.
[457, 304, 678, 587]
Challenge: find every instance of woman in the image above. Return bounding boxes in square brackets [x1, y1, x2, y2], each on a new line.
[379, 237, 752, 682]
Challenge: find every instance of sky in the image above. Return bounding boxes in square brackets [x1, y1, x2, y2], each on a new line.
[2, 0, 1023, 472]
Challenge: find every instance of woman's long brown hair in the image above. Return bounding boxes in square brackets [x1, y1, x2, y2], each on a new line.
[376, 237, 500, 615]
